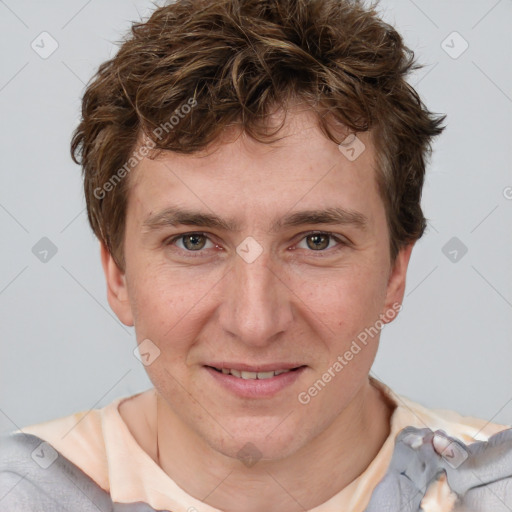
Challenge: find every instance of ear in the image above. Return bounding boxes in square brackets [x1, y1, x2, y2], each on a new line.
[381, 243, 414, 324]
[100, 241, 134, 327]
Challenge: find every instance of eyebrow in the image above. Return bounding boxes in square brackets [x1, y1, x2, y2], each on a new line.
[142, 206, 368, 234]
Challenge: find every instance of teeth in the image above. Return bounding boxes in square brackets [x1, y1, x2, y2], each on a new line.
[255, 371, 275, 380]
[216, 368, 293, 379]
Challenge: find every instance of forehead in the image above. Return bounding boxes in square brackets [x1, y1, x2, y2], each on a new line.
[126, 109, 382, 227]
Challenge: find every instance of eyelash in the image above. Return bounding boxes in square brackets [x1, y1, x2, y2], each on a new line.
[165, 231, 348, 257]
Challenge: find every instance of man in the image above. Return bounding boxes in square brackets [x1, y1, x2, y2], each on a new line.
[1, 0, 511, 511]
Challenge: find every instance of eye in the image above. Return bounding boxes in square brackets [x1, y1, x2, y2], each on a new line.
[168, 232, 216, 252]
[296, 232, 345, 252]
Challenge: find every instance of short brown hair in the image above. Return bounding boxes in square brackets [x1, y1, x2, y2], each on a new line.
[71, 0, 445, 272]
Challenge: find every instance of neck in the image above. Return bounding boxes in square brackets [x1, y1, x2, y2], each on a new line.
[155, 378, 394, 512]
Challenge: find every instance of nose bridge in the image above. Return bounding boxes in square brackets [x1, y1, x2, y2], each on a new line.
[219, 248, 293, 346]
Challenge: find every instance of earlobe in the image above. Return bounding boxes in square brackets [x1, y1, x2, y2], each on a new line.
[100, 242, 134, 327]
[382, 243, 414, 323]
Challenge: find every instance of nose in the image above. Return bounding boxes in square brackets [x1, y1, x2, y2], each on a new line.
[217, 247, 294, 348]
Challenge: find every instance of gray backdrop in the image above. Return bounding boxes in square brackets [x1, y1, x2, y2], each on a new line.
[1, 0, 511, 434]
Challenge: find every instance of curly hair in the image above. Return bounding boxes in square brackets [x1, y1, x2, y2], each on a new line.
[71, 0, 445, 272]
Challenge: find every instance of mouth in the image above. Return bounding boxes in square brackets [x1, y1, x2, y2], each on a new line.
[204, 364, 307, 398]
[206, 365, 304, 380]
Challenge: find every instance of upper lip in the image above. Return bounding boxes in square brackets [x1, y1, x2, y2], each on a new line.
[205, 363, 305, 372]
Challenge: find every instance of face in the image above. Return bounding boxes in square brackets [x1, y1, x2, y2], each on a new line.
[102, 108, 412, 462]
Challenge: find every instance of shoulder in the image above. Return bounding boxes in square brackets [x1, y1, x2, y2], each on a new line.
[366, 426, 512, 511]
[0, 391, 158, 512]
[378, 375, 512, 442]
[367, 380, 512, 510]
[0, 430, 113, 512]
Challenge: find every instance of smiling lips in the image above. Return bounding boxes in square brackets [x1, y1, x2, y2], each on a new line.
[205, 364, 307, 398]
[209, 366, 300, 380]
[206, 361, 306, 380]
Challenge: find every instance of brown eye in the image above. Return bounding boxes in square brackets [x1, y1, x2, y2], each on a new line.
[182, 234, 207, 250]
[166, 232, 217, 255]
[306, 233, 330, 250]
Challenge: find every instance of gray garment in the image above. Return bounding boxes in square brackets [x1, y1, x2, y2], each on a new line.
[365, 426, 512, 511]
[0, 433, 163, 511]
[1, 427, 512, 511]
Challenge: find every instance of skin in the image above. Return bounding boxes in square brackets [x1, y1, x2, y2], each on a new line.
[101, 106, 414, 512]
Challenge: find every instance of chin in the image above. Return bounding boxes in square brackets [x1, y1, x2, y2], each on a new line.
[202, 418, 308, 464]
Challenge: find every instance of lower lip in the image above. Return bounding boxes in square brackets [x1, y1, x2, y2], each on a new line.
[204, 366, 307, 399]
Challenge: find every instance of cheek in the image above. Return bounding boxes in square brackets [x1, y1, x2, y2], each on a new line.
[126, 263, 217, 341]
[126, 265, 188, 337]
[291, 262, 388, 331]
